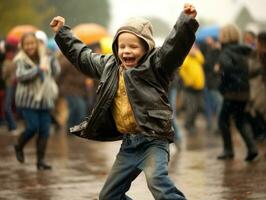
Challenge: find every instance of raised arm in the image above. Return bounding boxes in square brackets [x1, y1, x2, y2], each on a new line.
[156, 3, 199, 78]
[50, 16, 113, 79]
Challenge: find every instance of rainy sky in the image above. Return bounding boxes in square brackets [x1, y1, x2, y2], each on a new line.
[108, 0, 265, 34]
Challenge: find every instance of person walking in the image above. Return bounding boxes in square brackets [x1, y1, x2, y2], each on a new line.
[14, 32, 60, 170]
[50, 3, 198, 199]
[1, 37, 19, 134]
[247, 31, 266, 140]
[216, 24, 258, 161]
[179, 43, 205, 134]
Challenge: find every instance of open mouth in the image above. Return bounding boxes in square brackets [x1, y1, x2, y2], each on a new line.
[123, 57, 136, 67]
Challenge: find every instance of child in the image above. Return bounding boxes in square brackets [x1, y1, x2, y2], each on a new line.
[50, 3, 198, 199]
[14, 32, 60, 170]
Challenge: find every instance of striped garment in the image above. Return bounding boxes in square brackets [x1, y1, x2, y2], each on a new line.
[14, 51, 60, 110]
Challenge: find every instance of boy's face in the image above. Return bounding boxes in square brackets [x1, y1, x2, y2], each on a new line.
[117, 32, 146, 68]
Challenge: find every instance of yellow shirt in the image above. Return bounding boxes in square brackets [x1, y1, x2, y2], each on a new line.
[179, 51, 205, 90]
[112, 68, 138, 133]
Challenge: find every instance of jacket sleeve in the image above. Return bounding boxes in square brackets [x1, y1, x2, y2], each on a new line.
[15, 60, 41, 83]
[156, 12, 199, 78]
[55, 26, 113, 79]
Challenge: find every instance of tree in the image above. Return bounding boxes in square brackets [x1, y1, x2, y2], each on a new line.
[0, 0, 110, 37]
[45, 0, 110, 35]
[0, 0, 55, 37]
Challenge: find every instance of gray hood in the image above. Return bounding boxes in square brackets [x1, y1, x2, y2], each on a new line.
[112, 17, 155, 64]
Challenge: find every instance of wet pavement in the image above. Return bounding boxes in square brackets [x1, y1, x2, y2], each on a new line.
[0, 118, 266, 200]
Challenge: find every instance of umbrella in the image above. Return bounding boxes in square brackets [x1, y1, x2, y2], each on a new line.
[73, 23, 108, 45]
[7, 25, 38, 42]
[196, 25, 219, 42]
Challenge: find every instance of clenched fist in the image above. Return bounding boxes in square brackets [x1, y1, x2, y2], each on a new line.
[183, 3, 197, 19]
[50, 16, 65, 33]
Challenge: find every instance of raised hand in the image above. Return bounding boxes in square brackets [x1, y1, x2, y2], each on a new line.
[50, 16, 65, 33]
[183, 3, 197, 19]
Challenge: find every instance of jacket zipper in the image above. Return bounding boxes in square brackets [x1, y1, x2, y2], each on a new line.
[86, 67, 119, 130]
[123, 71, 142, 131]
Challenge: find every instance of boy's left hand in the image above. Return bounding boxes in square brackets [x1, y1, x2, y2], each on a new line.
[183, 3, 197, 19]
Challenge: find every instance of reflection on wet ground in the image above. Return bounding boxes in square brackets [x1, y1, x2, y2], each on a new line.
[0, 120, 266, 200]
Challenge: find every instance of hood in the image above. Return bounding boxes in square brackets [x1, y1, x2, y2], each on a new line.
[112, 17, 155, 64]
[223, 43, 252, 56]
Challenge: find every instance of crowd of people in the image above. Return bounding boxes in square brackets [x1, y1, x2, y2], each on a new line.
[0, 2, 265, 199]
[177, 25, 266, 161]
[0, 29, 98, 170]
[0, 6, 265, 172]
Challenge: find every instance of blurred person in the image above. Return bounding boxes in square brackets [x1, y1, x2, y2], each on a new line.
[35, 30, 68, 130]
[246, 31, 266, 140]
[1, 37, 19, 134]
[202, 36, 223, 133]
[243, 30, 256, 49]
[179, 43, 205, 134]
[14, 32, 60, 170]
[57, 53, 87, 130]
[168, 73, 183, 150]
[0, 40, 6, 125]
[50, 3, 198, 199]
[84, 77, 97, 113]
[215, 24, 258, 161]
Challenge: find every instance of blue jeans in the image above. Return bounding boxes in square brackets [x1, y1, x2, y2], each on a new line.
[204, 88, 223, 129]
[20, 108, 51, 140]
[99, 134, 186, 200]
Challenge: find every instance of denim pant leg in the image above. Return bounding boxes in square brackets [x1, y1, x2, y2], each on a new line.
[20, 108, 39, 141]
[4, 86, 17, 131]
[99, 135, 142, 200]
[140, 138, 186, 200]
[38, 110, 52, 138]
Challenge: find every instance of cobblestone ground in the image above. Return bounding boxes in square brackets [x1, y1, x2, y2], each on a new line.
[0, 118, 266, 200]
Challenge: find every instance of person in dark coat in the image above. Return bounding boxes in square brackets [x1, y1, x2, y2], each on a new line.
[215, 24, 258, 161]
[247, 31, 266, 140]
[50, 3, 198, 200]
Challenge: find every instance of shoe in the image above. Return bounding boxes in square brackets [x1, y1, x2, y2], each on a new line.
[37, 160, 52, 170]
[217, 153, 234, 160]
[36, 137, 52, 170]
[14, 145, 25, 163]
[245, 152, 259, 162]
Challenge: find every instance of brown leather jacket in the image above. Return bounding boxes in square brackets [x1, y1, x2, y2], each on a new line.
[55, 12, 199, 142]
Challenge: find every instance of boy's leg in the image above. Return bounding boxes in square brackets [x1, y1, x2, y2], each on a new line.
[99, 136, 141, 200]
[142, 138, 186, 200]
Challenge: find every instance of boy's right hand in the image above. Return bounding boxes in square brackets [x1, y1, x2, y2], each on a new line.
[183, 3, 197, 19]
[50, 16, 65, 33]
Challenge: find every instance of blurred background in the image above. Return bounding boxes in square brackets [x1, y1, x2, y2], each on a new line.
[1, 0, 266, 41]
[1, 1, 266, 199]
